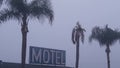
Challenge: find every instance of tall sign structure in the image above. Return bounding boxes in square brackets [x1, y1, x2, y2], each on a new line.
[29, 46, 66, 66]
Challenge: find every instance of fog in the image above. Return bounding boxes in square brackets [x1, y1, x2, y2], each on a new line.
[0, 0, 120, 68]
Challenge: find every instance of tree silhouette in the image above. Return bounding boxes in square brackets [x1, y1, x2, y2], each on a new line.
[0, 0, 54, 68]
[89, 25, 120, 68]
[72, 22, 85, 68]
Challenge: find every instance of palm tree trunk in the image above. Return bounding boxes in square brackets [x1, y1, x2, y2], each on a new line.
[21, 15, 28, 68]
[21, 28, 27, 68]
[105, 44, 110, 68]
[75, 40, 79, 68]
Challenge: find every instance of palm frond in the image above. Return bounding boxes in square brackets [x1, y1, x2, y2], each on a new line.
[81, 31, 84, 43]
[0, 9, 21, 23]
[72, 28, 76, 44]
[29, 0, 54, 24]
[89, 25, 120, 46]
[5, 0, 29, 15]
[77, 23, 85, 43]
[75, 31, 80, 43]
[30, 0, 51, 7]
[89, 26, 103, 43]
[72, 22, 85, 44]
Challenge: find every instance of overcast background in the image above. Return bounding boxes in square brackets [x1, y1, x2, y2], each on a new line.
[0, 0, 120, 68]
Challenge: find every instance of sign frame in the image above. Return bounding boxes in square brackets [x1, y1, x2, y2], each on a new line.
[29, 46, 66, 66]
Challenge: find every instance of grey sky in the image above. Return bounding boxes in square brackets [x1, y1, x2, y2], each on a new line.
[0, 0, 120, 68]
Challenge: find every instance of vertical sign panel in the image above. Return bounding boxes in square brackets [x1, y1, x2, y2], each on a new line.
[29, 46, 66, 66]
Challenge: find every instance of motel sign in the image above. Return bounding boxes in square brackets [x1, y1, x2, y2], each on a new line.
[29, 46, 66, 66]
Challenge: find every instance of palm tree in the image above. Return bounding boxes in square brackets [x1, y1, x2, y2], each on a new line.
[72, 22, 85, 68]
[89, 25, 120, 68]
[0, 0, 54, 68]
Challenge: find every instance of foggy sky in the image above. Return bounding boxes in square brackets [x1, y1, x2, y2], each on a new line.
[0, 0, 120, 68]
